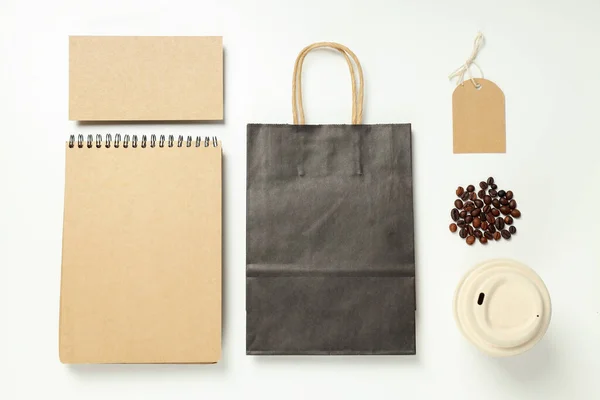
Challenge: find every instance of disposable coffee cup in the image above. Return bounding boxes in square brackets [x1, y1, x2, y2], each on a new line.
[453, 259, 551, 357]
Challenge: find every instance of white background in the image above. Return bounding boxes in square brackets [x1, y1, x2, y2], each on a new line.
[1, 0, 599, 398]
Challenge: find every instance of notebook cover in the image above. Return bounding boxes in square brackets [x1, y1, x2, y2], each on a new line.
[59, 140, 222, 363]
[69, 36, 223, 121]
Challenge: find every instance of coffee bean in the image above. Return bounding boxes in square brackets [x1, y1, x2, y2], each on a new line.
[495, 217, 505, 230]
[451, 180, 520, 244]
[451, 209, 459, 221]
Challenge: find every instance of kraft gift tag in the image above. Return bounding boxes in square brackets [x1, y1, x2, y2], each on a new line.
[450, 33, 506, 154]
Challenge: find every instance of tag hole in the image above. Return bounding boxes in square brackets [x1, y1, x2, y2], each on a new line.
[537, 315, 540, 318]
[476, 85, 482, 90]
[477, 292, 485, 305]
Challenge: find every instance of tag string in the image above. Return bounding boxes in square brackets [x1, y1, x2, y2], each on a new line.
[449, 32, 485, 88]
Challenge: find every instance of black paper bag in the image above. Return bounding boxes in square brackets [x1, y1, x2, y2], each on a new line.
[247, 42, 415, 355]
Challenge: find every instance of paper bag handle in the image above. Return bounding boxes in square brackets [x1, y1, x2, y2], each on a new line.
[292, 42, 364, 125]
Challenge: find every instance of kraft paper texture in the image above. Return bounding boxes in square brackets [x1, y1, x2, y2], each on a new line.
[69, 36, 223, 121]
[452, 78, 506, 153]
[59, 142, 222, 363]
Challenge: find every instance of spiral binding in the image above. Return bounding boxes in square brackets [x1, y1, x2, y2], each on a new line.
[68, 134, 219, 149]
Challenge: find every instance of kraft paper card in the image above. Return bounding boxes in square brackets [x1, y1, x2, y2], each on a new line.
[69, 36, 223, 121]
[59, 135, 222, 363]
[452, 78, 506, 153]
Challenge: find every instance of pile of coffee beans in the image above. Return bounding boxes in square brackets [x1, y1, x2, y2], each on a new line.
[449, 177, 521, 245]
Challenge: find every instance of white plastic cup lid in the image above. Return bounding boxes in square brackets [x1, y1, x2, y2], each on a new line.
[453, 259, 551, 357]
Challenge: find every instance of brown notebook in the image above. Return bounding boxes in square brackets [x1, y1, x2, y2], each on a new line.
[69, 36, 223, 121]
[59, 134, 222, 364]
